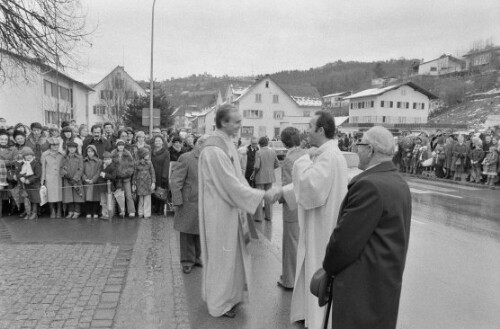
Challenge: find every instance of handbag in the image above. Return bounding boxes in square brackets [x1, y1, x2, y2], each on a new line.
[455, 158, 462, 166]
[152, 186, 168, 201]
[39, 186, 48, 206]
[310, 268, 334, 329]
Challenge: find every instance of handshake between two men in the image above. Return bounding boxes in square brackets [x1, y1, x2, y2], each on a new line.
[262, 186, 283, 204]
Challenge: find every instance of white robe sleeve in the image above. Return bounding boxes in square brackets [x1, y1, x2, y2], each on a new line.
[203, 147, 264, 214]
[292, 153, 335, 210]
[282, 183, 297, 210]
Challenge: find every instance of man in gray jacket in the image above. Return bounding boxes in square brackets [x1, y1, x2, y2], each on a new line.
[253, 137, 279, 221]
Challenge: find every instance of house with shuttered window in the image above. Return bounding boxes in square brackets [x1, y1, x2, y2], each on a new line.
[88, 66, 146, 126]
[233, 75, 322, 141]
[0, 49, 93, 126]
[345, 82, 438, 125]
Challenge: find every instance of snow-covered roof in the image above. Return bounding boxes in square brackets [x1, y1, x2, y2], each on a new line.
[235, 76, 322, 107]
[323, 91, 351, 98]
[334, 116, 349, 126]
[291, 97, 323, 107]
[344, 82, 438, 100]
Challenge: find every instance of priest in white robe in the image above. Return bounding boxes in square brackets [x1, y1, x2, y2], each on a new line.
[281, 111, 348, 329]
[198, 104, 275, 318]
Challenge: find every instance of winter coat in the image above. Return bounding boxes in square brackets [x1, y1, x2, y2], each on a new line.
[0, 145, 18, 199]
[96, 162, 117, 194]
[133, 159, 155, 196]
[410, 144, 421, 168]
[131, 143, 151, 161]
[469, 148, 485, 169]
[482, 151, 498, 175]
[168, 146, 184, 162]
[434, 144, 446, 166]
[151, 146, 170, 189]
[19, 159, 42, 203]
[41, 150, 64, 202]
[25, 134, 49, 160]
[82, 155, 102, 202]
[111, 149, 135, 185]
[61, 153, 84, 203]
[451, 143, 469, 172]
[82, 137, 112, 158]
[171, 150, 200, 234]
[444, 142, 455, 169]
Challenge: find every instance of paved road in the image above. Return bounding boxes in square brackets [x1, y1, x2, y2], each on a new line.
[0, 175, 499, 329]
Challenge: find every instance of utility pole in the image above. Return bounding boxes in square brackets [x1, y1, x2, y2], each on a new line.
[149, 0, 157, 133]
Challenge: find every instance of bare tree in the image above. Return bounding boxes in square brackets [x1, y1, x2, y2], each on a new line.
[97, 74, 139, 127]
[0, 0, 91, 82]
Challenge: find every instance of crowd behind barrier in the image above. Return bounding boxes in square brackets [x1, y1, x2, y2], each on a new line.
[0, 118, 196, 219]
[336, 129, 500, 186]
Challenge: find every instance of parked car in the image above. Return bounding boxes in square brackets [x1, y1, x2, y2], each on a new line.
[269, 141, 287, 160]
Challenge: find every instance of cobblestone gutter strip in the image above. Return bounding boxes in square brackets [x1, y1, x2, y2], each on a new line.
[114, 217, 190, 329]
[0, 243, 120, 329]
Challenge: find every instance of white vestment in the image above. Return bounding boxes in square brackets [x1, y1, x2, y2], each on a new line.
[282, 139, 348, 329]
[198, 130, 265, 317]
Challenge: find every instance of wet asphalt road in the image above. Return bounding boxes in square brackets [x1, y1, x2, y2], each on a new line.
[1, 175, 499, 329]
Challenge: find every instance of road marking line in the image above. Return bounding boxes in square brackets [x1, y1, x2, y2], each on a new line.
[412, 219, 426, 225]
[408, 181, 456, 193]
[408, 179, 481, 191]
[410, 188, 463, 199]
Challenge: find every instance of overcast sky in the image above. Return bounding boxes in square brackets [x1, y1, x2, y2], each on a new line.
[69, 0, 500, 84]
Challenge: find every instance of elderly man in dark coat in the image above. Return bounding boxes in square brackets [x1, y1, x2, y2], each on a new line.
[170, 135, 208, 274]
[322, 126, 412, 329]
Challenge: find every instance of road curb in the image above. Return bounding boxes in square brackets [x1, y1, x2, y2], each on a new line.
[403, 173, 499, 190]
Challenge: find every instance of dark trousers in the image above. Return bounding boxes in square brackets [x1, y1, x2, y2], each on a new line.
[179, 233, 201, 266]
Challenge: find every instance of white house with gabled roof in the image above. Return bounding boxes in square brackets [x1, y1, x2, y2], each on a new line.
[344, 82, 438, 125]
[89, 66, 146, 126]
[233, 75, 322, 141]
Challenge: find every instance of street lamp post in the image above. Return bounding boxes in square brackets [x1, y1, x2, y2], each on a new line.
[149, 0, 157, 133]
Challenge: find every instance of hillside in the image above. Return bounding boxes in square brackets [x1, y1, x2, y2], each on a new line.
[429, 88, 500, 127]
[149, 58, 418, 109]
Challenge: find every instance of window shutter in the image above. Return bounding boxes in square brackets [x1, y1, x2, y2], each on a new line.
[259, 110, 263, 118]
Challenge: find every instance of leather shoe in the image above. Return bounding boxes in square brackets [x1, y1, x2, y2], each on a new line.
[277, 281, 293, 291]
[222, 309, 236, 318]
[182, 265, 192, 274]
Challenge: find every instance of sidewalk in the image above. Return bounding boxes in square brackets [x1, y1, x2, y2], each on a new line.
[115, 216, 301, 329]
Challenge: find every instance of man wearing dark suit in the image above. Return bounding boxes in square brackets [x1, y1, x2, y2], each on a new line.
[322, 126, 412, 329]
[253, 137, 279, 221]
[83, 125, 112, 158]
[244, 136, 259, 187]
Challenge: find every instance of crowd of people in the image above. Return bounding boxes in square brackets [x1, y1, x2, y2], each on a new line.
[392, 130, 500, 185]
[335, 127, 500, 186]
[0, 117, 198, 220]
